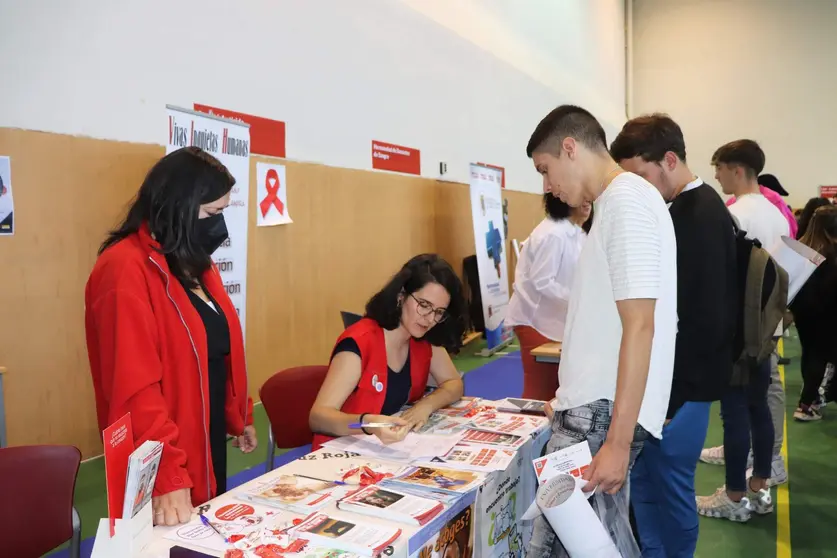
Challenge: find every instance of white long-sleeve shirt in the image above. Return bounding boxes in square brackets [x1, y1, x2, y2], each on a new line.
[506, 218, 586, 341]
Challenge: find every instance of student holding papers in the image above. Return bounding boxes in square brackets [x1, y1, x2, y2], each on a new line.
[791, 205, 837, 421]
[525, 106, 677, 557]
[310, 255, 466, 449]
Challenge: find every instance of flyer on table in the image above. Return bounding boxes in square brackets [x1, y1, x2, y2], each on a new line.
[0, 156, 14, 235]
[469, 164, 512, 349]
[256, 162, 292, 226]
[165, 106, 251, 338]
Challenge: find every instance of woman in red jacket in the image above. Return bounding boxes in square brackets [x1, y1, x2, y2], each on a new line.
[85, 147, 256, 526]
[309, 255, 466, 449]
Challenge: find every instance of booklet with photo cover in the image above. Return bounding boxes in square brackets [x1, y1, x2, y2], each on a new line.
[338, 485, 444, 526]
[237, 475, 342, 513]
[382, 466, 483, 495]
[290, 513, 402, 557]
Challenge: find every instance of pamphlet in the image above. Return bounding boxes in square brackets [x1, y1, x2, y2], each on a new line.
[122, 440, 163, 520]
[415, 442, 516, 473]
[290, 513, 402, 557]
[338, 485, 444, 526]
[470, 413, 545, 437]
[532, 441, 593, 485]
[238, 475, 344, 513]
[460, 429, 526, 449]
[383, 466, 483, 495]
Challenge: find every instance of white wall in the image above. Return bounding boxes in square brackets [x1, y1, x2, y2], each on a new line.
[0, 0, 626, 194]
[631, 0, 837, 207]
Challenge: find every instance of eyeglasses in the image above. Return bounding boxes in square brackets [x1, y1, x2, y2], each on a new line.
[410, 293, 449, 323]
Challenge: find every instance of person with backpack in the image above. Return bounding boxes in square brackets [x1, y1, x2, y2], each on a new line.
[697, 140, 789, 522]
[610, 114, 737, 557]
[701, 141, 792, 490]
[790, 205, 837, 420]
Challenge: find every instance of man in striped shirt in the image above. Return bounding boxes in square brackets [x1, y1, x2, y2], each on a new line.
[527, 105, 678, 557]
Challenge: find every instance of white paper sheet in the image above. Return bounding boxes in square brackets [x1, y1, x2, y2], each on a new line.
[321, 433, 460, 462]
[768, 236, 825, 303]
[533, 474, 619, 557]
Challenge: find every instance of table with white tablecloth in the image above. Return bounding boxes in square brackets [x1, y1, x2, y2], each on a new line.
[145, 407, 550, 558]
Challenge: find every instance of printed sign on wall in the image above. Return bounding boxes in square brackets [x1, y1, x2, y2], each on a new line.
[166, 106, 251, 338]
[0, 156, 14, 235]
[256, 163, 292, 226]
[372, 140, 421, 175]
[194, 104, 286, 158]
[819, 185, 837, 201]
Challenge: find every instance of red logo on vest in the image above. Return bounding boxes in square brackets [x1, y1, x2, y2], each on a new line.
[259, 168, 285, 217]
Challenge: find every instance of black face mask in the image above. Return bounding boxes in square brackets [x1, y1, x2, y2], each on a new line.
[196, 213, 229, 256]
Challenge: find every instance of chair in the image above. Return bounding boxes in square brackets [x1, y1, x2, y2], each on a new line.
[0, 445, 82, 558]
[260, 365, 330, 472]
[340, 311, 363, 329]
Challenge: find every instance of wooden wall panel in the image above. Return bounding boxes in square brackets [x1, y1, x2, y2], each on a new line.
[0, 128, 542, 457]
[0, 129, 164, 456]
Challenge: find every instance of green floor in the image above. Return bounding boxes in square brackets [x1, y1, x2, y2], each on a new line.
[61, 333, 837, 556]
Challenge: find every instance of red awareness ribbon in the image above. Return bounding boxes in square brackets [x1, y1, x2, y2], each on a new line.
[259, 168, 285, 217]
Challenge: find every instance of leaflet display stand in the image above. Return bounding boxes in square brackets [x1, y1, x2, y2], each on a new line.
[90, 503, 153, 557]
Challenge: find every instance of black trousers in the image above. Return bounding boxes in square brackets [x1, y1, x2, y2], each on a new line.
[799, 349, 835, 407]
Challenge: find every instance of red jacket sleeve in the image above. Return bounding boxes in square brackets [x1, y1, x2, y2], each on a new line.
[89, 287, 193, 496]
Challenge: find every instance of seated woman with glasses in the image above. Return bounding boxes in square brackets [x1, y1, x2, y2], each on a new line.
[310, 254, 466, 450]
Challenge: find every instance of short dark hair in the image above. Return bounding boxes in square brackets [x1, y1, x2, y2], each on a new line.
[711, 140, 765, 178]
[526, 105, 608, 157]
[610, 113, 686, 163]
[99, 147, 235, 287]
[365, 254, 466, 353]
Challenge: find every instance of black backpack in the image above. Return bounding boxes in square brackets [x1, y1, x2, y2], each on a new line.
[730, 220, 788, 385]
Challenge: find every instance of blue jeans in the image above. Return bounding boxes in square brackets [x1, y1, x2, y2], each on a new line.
[631, 401, 711, 558]
[722, 358, 774, 492]
[529, 399, 648, 558]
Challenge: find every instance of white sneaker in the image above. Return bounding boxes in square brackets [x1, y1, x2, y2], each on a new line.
[700, 446, 754, 468]
[696, 487, 751, 522]
[746, 455, 788, 487]
[746, 485, 774, 515]
[700, 446, 725, 465]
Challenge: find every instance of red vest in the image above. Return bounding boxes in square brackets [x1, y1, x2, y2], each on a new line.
[311, 318, 432, 450]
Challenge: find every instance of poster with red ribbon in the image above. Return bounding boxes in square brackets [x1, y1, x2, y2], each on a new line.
[256, 163, 292, 226]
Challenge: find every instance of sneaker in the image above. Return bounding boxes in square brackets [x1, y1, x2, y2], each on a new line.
[794, 405, 822, 422]
[700, 446, 754, 468]
[696, 487, 751, 522]
[746, 455, 788, 487]
[700, 446, 725, 465]
[746, 484, 774, 515]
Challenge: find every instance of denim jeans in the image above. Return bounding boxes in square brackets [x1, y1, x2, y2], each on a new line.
[631, 401, 711, 558]
[721, 358, 774, 492]
[529, 399, 649, 558]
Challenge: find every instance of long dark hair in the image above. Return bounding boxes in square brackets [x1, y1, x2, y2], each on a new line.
[797, 197, 832, 240]
[100, 147, 235, 286]
[543, 193, 594, 233]
[365, 254, 466, 353]
[799, 205, 837, 258]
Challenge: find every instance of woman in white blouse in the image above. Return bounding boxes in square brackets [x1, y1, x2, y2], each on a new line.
[506, 194, 592, 400]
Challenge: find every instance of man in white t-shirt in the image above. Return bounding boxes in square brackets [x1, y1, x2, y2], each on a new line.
[696, 139, 789, 522]
[526, 105, 678, 557]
